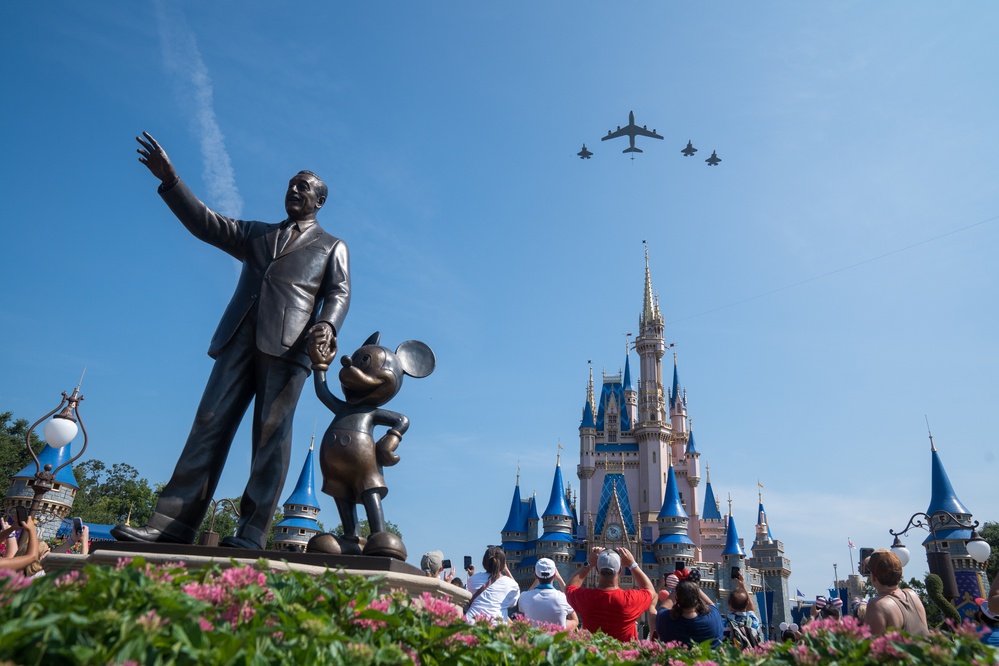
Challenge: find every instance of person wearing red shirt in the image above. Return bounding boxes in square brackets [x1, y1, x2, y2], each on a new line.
[566, 546, 655, 642]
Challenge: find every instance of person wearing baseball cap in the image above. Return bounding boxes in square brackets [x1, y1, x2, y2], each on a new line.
[565, 546, 655, 641]
[517, 557, 578, 630]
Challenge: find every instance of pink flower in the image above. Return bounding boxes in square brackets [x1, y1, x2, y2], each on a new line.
[789, 643, 819, 665]
[114, 557, 133, 569]
[616, 649, 641, 661]
[220, 565, 267, 589]
[869, 636, 905, 660]
[199, 618, 214, 631]
[446, 633, 480, 648]
[136, 610, 168, 632]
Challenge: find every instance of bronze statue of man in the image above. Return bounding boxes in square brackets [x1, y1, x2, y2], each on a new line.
[112, 132, 350, 549]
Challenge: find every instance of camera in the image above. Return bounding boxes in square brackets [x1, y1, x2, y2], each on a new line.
[14, 506, 28, 526]
[464, 555, 473, 570]
[675, 561, 685, 572]
[73, 517, 84, 535]
[442, 559, 452, 570]
[732, 566, 740, 578]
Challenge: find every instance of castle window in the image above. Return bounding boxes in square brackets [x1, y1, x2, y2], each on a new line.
[53, 484, 61, 491]
[299, 529, 307, 535]
[652, 451, 656, 463]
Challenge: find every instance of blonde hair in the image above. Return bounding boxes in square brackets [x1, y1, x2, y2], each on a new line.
[21, 541, 50, 577]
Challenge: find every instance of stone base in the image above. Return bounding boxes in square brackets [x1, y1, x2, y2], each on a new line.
[52, 541, 471, 606]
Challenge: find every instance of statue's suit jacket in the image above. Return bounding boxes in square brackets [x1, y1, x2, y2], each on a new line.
[160, 178, 350, 367]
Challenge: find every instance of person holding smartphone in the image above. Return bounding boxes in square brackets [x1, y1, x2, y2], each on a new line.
[0, 512, 40, 572]
[722, 569, 762, 648]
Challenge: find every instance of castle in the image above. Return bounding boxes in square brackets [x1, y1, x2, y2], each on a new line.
[498, 250, 794, 630]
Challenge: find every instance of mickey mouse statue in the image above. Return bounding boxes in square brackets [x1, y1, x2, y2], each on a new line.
[306, 330, 435, 560]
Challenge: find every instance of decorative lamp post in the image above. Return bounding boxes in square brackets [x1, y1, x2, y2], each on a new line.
[889, 510, 992, 602]
[198, 498, 241, 547]
[22, 386, 89, 516]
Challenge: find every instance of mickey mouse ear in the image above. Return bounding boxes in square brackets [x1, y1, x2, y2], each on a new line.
[779, 622, 789, 632]
[790, 623, 799, 632]
[396, 340, 436, 378]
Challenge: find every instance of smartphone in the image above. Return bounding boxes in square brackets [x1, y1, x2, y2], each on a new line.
[464, 555, 473, 570]
[731, 566, 740, 578]
[675, 561, 685, 572]
[442, 559, 452, 570]
[73, 517, 84, 535]
[14, 506, 28, 526]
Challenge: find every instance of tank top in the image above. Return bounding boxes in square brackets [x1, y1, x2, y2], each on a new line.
[884, 589, 929, 637]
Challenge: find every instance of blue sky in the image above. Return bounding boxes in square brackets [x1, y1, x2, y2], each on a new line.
[2, 2, 997, 598]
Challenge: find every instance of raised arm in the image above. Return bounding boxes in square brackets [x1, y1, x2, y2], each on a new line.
[617, 547, 655, 596]
[568, 547, 602, 588]
[0, 516, 39, 572]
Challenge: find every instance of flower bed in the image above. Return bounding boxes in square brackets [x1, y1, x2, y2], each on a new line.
[0, 559, 995, 665]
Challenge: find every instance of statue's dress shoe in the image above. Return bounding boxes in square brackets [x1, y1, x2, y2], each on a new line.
[220, 535, 262, 549]
[110, 524, 187, 544]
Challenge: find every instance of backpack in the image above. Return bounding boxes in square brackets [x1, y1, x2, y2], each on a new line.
[725, 614, 761, 649]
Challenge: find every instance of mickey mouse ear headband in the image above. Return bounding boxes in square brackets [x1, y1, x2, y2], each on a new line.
[814, 596, 827, 609]
[779, 622, 800, 632]
[830, 598, 844, 609]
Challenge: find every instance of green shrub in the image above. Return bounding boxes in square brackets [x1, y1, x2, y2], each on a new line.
[0, 560, 995, 665]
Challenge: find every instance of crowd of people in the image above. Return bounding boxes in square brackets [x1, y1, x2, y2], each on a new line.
[419, 545, 999, 652]
[0, 511, 90, 577]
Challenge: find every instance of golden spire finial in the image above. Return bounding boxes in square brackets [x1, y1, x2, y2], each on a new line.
[557, 439, 563, 465]
[516, 461, 521, 485]
[926, 415, 936, 452]
[706, 464, 711, 484]
[727, 493, 733, 516]
[758, 480, 764, 504]
[310, 420, 316, 450]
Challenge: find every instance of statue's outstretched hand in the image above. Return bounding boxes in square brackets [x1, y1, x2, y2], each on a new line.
[136, 132, 178, 184]
[307, 323, 336, 370]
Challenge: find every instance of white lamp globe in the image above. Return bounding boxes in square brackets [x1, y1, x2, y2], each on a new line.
[891, 543, 911, 567]
[43, 417, 78, 448]
[967, 536, 992, 564]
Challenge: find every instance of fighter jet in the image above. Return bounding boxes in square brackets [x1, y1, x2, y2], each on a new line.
[601, 110, 664, 154]
[705, 150, 722, 166]
[577, 144, 593, 159]
[681, 141, 697, 157]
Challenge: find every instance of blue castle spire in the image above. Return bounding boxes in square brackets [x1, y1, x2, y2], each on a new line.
[14, 443, 79, 488]
[580, 399, 595, 429]
[757, 500, 773, 540]
[703, 476, 723, 520]
[502, 480, 525, 534]
[623, 354, 633, 391]
[927, 441, 970, 516]
[283, 444, 319, 508]
[722, 514, 745, 556]
[658, 465, 688, 519]
[670, 359, 681, 410]
[543, 459, 572, 518]
[686, 430, 698, 455]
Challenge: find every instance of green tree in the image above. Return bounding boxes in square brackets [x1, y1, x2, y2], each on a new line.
[980, 520, 999, 585]
[72, 459, 157, 525]
[0, 411, 47, 487]
[332, 519, 402, 540]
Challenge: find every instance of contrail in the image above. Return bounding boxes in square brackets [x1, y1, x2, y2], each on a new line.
[153, 0, 243, 218]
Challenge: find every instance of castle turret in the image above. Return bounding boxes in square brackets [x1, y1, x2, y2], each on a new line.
[747, 487, 792, 628]
[654, 466, 695, 572]
[924, 434, 989, 616]
[5, 443, 79, 541]
[537, 456, 574, 573]
[272, 438, 322, 551]
[720, 508, 746, 603]
[699, 466, 726, 563]
[623, 353, 638, 427]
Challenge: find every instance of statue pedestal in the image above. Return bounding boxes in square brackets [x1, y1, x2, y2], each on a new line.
[46, 542, 470, 606]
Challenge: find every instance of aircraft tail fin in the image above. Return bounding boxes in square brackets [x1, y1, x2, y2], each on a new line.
[623, 147, 643, 154]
